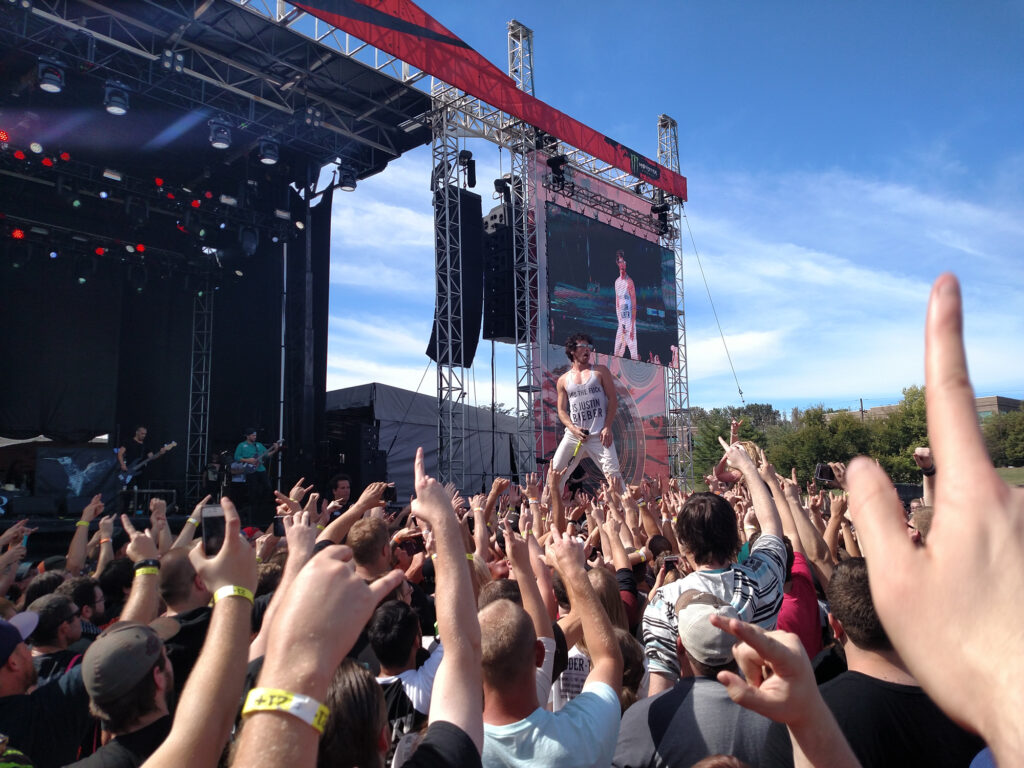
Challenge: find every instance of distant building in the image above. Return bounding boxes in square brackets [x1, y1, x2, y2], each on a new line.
[826, 395, 1021, 423]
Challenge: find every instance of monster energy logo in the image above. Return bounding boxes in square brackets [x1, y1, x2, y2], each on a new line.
[628, 151, 660, 180]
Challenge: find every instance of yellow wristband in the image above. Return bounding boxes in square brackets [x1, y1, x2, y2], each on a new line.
[213, 585, 254, 604]
[242, 688, 328, 734]
[316, 524, 325, 530]
[76, 520, 90, 527]
[134, 567, 159, 576]
[187, 517, 199, 527]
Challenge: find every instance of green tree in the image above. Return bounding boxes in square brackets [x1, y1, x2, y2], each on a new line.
[983, 407, 1024, 467]
[869, 385, 929, 482]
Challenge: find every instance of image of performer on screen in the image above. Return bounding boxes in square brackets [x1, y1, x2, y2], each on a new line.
[613, 250, 638, 359]
[551, 333, 623, 492]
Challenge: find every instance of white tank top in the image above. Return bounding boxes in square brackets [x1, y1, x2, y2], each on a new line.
[615, 277, 632, 322]
[565, 370, 608, 433]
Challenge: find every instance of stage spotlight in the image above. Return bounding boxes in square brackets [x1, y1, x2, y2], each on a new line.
[258, 137, 279, 166]
[547, 154, 568, 186]
[294, 220, 305, 230]
[219, 194, 237, 207]
[270, 232, 280, 244]
[103, 81, 129, 115]
[98, 190, 109, 199]
[304, 106, 322, 127]
[0, 129, 9, 144]
[458, 150, 476, 188]
[37, 56, 64, 94]
[208, 118, 232, 150]
[41, 157, 54, 167]
[73, 255, 95, 284]
[162, 49, 184, 73]
[49, 250, 58, 259]
[29, 142, 43, 154]
[494, 177, 511, 200]
[273, 208, 290, 221]
[338, 165, 357, 192]
[239, 226, 259, 256]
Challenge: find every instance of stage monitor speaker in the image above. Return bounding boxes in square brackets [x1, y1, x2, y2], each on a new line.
[483, 222, 516, 342]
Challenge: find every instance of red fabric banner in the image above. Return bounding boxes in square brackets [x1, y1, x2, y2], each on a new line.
[294, 0, 688, 200]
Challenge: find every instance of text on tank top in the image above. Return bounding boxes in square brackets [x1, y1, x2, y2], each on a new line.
[566, 370, 607, 433]
[616, 277, 632, 322]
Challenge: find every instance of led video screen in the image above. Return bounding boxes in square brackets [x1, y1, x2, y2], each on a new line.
[546, 202, 677, 365]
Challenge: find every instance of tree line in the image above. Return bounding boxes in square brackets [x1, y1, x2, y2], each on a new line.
[687, 386, 1024, 485]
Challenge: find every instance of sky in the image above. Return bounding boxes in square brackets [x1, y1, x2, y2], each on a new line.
[323, 1, 1024, 416]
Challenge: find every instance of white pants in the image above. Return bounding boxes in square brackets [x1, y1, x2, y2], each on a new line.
[614, 323, 638, 359]
[551, 431, 622, 491]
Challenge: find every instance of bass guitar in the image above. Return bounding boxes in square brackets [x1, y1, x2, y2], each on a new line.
[118, 441, 177, 486]
[232, 438, 284, 475]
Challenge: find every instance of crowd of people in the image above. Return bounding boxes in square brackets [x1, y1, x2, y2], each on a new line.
[0, 274, 1019, 768]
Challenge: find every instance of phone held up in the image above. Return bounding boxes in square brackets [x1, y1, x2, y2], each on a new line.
[201, 504, 226, 556]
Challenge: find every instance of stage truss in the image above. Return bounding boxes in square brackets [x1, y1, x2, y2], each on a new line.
[426, 22, 693, 487]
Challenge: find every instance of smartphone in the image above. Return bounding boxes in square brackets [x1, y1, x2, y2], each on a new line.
[21, 534, 29, 548]
[201, 504, 226, 556]
[383, 484, 397, 503]
[814, 463, 837, 488]
[272, 516, 286, 536]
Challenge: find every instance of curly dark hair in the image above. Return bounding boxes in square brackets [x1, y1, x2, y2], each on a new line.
[674, 492, 740, 565]
[564, 332, 594, 361]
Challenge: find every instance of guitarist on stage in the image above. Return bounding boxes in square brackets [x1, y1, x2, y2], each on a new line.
[234, 428, 280, 522]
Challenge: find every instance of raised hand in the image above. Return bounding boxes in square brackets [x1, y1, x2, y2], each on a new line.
[912, 446, 934, 472]
[188, 497, 257, 595]
[411, 447, 455, 529]
[545, 528, 586, 578]
[121, 514, 159, 562]
[288, 477, 314, 503]
[273, 490, 301, 515]
[847, 274, 1024, 763]
[82, 493, 104, 522]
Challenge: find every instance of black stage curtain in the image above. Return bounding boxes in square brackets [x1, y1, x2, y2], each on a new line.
[0, 256, 122, 441]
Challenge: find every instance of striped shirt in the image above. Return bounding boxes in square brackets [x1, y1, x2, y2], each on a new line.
[641, 534, 787, 678]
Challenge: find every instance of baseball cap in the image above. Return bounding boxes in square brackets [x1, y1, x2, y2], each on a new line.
[82, 622, 165, 704]
[675, 589, 740, 666]
[0, 613, 39, 666]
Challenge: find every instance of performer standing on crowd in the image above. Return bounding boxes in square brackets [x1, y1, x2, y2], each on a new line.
[234, 428, 279, 522]
[613, 249, 638, 359]
[551, 333, 623, 492]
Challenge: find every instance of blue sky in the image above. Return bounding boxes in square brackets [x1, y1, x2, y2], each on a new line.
[325, 1, 1024, 415]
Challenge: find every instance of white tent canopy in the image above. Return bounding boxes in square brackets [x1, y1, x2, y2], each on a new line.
[326, 382, 518, 501]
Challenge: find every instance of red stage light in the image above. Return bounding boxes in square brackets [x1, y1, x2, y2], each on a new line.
[204, 190, 213, 199]
[60, 152, 71, 161]
[166, 192, 175, 199]
[11, 228, 25, 240]
[0, 130, 9, 142]
[95, 247, 106, 256]
[13, 150, 25, 160]
[191, 199, 201, 208]
[41, 157, 54, 167]
[154, 177, 164, 187]
[136, 244, 145, 253]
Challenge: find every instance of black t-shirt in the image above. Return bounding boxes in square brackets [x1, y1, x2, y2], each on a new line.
[0, 666, 94, 768]
[761, 670, 985, 768]
[121, 440, 150, 470]
[65, 716, 172, 768]
[397, 721, 480, 768]
[164, 606, 211, 695]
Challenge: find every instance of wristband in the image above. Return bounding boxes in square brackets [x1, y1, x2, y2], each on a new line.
[638, 500, 647, 507]
[133, 559, 160, 572]
[100, 538, 112, 544]
[316, 524, 325, 530]
[134, 567, 159, 576]
[213, 585, 254, 604]
[655, 496, 663, 503]
[921, 465, 936, 477]
[242, 688, 328, 734]
[255, 557, 263, 564]
[187, 517, 199, 527]
[528, 498, 539, 505]
[744, 525, 758, 532]
[76, 520, 90, 528]
[472, 507, 483, 513]
[637, 547, 646, 562]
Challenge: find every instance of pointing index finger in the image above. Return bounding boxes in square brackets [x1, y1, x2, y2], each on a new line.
[925, 274, 997, 488]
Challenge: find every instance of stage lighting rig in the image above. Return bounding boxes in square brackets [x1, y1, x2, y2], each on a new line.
[37, 56, 65, 94]
[103, 81, 130, 115]
[208, 118, 232, 150]
[547, 154, 569, 188]
[258, 137, 279, 166]
[338, 165, 357, 192]
[457, 149, 476, 188]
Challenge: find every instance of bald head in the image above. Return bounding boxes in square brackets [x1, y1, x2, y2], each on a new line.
[478, 599, 536, 688]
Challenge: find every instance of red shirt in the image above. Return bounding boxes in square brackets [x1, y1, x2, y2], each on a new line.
[777, 552, 823, 659]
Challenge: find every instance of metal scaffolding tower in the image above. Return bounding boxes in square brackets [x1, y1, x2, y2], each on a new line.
[429, 97, 467, 487]
[186, 285, 213, 503]
[507, 20, 539, 481]
[657, 114, 694, 486]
